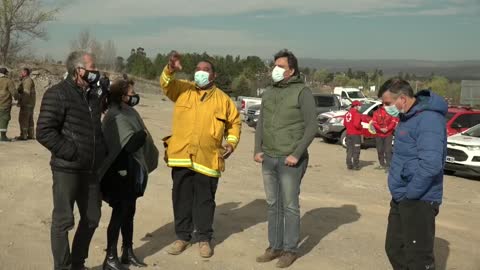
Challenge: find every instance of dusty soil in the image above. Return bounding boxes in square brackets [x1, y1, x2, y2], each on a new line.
[1, 91, 479, 270]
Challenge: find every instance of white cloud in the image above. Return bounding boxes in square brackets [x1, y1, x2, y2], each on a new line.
[55, 0, 430, 24]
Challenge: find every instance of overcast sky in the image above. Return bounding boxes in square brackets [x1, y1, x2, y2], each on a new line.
[34, 0, 480, 61]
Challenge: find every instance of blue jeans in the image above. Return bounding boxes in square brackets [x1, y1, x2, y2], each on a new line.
[262, 154, 308, 253]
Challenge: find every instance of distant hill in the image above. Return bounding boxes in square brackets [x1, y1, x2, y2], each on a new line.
[299, 59, 480, 81]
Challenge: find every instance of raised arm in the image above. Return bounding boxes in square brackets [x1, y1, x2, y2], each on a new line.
[159, 51, 194, 102]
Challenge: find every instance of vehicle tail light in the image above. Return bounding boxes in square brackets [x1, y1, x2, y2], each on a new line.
[241, 100, 245, 109]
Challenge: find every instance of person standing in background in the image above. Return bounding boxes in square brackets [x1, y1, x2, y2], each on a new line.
[0, 67, 17, 142]
[16, 67, 36, 140]
[344, 100, 363, 170]
[100, 72, 111, 93]
[372, 104, 398, 172]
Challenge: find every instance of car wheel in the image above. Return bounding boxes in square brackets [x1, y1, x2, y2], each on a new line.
[323, 138, 338, 144]
[361, 139, 371, 149]
[340, 130, 347, 148]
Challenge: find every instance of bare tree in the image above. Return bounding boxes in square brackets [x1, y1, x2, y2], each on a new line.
[103, 40, 117, 70]
[89, 39, 103, 65]
[0, 0, 57, 64]
[70, 30, 93, 51]
[70, 30, 107, 68]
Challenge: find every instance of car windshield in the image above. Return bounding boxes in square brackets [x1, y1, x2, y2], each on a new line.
[464, 124, 480, 138]
[315, 96, 335, 107]
[358, 102, 375, 114]
[347, 91, 365, 99]
[445, 112, 455, 121]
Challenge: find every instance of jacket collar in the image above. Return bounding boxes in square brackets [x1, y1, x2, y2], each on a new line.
[65, 76, 87, 94]
[273, 75, 305, 88]
[196, 85, 217, 102]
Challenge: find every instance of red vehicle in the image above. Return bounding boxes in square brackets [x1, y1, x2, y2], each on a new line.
[446, 106, 480, 136]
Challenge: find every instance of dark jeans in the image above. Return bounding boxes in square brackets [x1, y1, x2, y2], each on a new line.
[346, 135, 361, 168]
[376, 136, 393, 167]
[51, 171, 101, 270]
[106, 199, 137, 249]
[262, 154, 308, 253]
[385, 199, 439, 270]
[172, 168, 219, 242]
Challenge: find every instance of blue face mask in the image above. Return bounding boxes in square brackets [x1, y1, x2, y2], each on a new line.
[194, 71, 211, 88]
[385, 105, 399, 117]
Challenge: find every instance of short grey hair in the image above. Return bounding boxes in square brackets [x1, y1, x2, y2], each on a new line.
[65, 51, 88, 76]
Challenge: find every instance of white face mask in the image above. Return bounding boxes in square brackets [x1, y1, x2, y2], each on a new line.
[194, 71, 211, 88]
[271, 66, 286, 83]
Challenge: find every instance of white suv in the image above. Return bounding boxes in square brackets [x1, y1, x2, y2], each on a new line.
[445, 124, 480, 176]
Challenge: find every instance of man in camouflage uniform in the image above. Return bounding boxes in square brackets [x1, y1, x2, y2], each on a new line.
[0, 67, 17, 142]
[16, 68, 36, 140]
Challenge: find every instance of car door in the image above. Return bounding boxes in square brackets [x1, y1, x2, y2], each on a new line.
[361, 104, 380, 138]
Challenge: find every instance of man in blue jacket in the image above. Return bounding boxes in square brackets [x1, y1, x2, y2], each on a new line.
[378, 78, 447, 270]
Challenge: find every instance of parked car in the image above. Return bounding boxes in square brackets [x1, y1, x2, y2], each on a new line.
[245, 94, 342, 129]
[317, 101, 382, 147]
[445, 123, 480, 176]
[333, 87, 369, 106]
[245, 104, 261, 128]
[236, 96, 261, 116]
[313, 93, 343, 115]
[446, 106, 480, 136]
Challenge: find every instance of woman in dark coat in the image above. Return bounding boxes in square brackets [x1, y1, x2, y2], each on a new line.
[99, 78, 159, 270]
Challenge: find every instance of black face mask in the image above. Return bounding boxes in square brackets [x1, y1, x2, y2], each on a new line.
[126, 94, 140, 107]
[81, 69, 101, 86]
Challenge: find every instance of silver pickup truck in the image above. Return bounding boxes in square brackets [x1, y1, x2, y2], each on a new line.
[245, 93, 342, 129]
[236, 96, 262, 116]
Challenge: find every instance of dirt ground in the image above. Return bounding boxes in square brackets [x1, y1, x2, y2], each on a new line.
[1, 92, 479, 270]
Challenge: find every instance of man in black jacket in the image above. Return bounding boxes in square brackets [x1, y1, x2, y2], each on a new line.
[37, 51, 106, 270]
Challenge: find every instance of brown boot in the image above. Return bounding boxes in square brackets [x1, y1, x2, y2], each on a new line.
[167, 240, 191, 255]
[199, 241, 213, 258]
[256, 248, 283, 263]
[276, 252, 298, 268]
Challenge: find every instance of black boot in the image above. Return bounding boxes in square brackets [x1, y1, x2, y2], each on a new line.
[103, 247, 128, 270]
[0, 132, 11, 142]
[15, 135, 27, 141]
[121, 245, 147, 267]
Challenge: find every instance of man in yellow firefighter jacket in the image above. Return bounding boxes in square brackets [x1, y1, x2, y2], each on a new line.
[160, 51, 241, 258]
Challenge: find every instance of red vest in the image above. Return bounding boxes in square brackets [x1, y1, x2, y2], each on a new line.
[344, 108, 363, 135]
[372, 107, 398, 138]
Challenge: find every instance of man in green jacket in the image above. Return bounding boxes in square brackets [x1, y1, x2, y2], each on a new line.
[254, 50, 317, 268]
[0, 67, 17, 142]
[16, 68, 36, 140]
